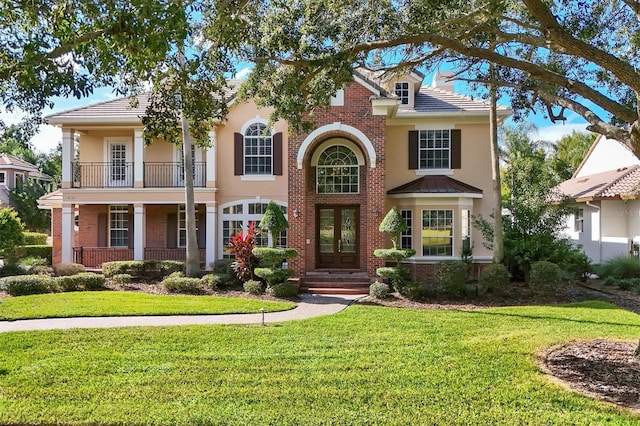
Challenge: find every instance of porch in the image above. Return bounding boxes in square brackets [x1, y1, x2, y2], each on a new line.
[73, 247, 207, 268]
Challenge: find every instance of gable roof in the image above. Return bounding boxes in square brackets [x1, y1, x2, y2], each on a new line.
[556, 165, 640, 201]
[0, 153, 39, 171]
[573, 134, 639, 178]
[388, 175, 483, 197]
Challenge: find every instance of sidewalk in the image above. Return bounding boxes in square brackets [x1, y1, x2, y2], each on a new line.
[0, 294, 363, 333]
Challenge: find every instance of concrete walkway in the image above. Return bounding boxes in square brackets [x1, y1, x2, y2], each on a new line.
[0, 294, 363, 333]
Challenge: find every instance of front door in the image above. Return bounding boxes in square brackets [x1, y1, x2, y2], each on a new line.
[317, 205, 359, 268]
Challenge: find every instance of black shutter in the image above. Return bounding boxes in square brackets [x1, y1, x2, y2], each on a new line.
[167, 213, 177, 249]
[408, 130, 419, 170]
[273, 132, 283, 176]
[128, 206, 134, 249]
[97, 213, 107, 247]
[234, 132, 244, 175]
[451, 129, 462, 169]
[197, 208, 206, 248]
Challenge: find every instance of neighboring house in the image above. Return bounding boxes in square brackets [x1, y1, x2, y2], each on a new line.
[39, 70, 510, 292]
[557, 135, 640, 263]
[0, 153, 52, 207]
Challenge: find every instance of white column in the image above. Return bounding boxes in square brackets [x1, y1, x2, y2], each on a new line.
[61, 128, 75, 189]
[134, 129, 144, 188]
[134, 204, 145, 260]
[61, 205, 74, 263]
[206, 130, 217, 188]
[205, 203, 217, 270]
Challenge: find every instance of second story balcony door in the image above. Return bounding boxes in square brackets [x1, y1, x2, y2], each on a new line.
[107, 138, 132, 188]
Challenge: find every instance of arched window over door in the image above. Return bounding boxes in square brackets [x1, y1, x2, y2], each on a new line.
[316, 145, 360, 194]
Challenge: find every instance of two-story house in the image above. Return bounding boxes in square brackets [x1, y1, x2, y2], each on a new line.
[0, 153, 52, 207]
[40, 70, 510, 292]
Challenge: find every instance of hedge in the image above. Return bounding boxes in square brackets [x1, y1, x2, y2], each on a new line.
[102, 260, 184, 279]
[6, 245, 52, 264]
[0, 274, 55, 296]
[23, 232, 48, 245]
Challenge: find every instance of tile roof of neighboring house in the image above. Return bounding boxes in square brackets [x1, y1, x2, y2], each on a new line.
[45, 80, 243, 124]
[387, 175, 483, 195]
[0, 154, 53, 181]
[556, 165, 640, 201]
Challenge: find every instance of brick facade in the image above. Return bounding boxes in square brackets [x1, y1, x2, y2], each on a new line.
[287, 81, 386, 279]
[51, 208, 62, 265]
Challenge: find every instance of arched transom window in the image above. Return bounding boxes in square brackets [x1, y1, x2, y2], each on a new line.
[316, 145, 359, 194]
[244, 123, 272, 175]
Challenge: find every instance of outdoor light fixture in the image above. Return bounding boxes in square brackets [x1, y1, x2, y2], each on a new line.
[293, 209, 299, 218]
[260, 308, 266, 326]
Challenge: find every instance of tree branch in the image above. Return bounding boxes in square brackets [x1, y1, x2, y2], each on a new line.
[522, 0, 640, 93]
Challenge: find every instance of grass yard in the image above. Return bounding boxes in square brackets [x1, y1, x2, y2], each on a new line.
[0, 291, 295, 320]
[0, 300, 639, 425]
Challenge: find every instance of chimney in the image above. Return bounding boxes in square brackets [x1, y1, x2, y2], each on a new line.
[431, 71, 455, 92]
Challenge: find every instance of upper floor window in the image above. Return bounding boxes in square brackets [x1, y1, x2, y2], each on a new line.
[244, 123, 272, 175]
[316, 145, 359, 194]
[419, 130, 450, 169]
[0, 172, 6, 185]
[408, 129, 461, 172]
[395, 82, 410, 105]
[234, 124, 283, 178]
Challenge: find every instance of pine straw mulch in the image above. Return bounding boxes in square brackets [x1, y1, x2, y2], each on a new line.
[359, 281, 640, 413]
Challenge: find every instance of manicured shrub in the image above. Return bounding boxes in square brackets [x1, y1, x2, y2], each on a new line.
[211, 259, 240, 287]
[112, 274, 132, 285]
[6, 245, 52, 264]
[56, 273, 106, 292]
[265, 281, 297, 298]
[434, 260, 468, 297]
[376, 266, 410, 292]
[161, 272, 203, 294]
[369, 281, 390, 299]
[0, 274, 55, 296]
[400, 281, 431, 301]
[229, 223, 258, 281]
[102, 260, 184, 279]
[0, 208, 25, 257]
[478, 263, 511, 295]
[23, 232, 48, 245]
[529, 261, 562, 294]
[201, 273, 222, 290]
[0, 263, 26, 277]
[243, 279, 264, 295]
[54, 263, 85, 276]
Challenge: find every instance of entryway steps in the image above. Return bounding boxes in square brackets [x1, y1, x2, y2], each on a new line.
[301, 271, 371, 295]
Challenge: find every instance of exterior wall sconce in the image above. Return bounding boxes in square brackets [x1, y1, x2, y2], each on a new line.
[293, 209, 299, 218]
[374, 210, 380, 218]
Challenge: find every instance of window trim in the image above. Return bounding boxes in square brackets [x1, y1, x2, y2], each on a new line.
[418, 129, 451, 170]
[108, 205, 129, 248]
[421, 209, 454, 257]
[574, 208, 584, 233]
[243, 122, 274, 176]
[400, 209, 413, 251]
[395, 81, 410, 105]
[0, 171, 6, 186]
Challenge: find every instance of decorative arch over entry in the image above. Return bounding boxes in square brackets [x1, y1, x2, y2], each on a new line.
[297, 122, 377, 169]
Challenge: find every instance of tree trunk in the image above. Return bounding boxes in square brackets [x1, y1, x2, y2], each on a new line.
[489, 75, 504, 264]
[181, 115, 200, 277]
[635, 338, 640, 359]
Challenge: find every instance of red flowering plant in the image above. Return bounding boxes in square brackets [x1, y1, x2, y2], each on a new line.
[228, 221, 259, 281]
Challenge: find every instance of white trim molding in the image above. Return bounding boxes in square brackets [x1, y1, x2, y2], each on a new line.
[297, 122, 377, 169]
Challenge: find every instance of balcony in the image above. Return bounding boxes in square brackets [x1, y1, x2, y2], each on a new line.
[71, 162, 206, 188]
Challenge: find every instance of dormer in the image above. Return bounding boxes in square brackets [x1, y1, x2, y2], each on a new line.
[382, 71, 424, 110]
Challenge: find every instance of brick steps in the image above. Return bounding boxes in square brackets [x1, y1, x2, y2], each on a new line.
[301, 271, 371, 295]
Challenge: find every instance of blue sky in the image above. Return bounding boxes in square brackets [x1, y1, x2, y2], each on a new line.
[1, 67, 592, 154]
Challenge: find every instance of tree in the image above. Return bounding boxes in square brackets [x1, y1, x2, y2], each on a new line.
[549, 130, 597, 180]
[237, 0, 640, 153]
[0, 208, 24, 258]
[8, 180, 53, 232]
[257, 201, 288, 248]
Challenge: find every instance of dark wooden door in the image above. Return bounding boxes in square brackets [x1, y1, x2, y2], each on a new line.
[317, 205, 359, 268]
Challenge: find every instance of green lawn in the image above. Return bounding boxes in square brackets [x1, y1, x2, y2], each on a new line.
[0, 291, 295, 320]
[0, 300, 639, 425]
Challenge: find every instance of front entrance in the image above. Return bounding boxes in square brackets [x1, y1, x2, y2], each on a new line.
[316, 205, 359, 268]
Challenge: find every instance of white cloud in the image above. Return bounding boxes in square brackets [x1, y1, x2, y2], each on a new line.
[31, 125, 62, 153]
[234, 67, 252, 80]
[533, 122, 591, 143]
